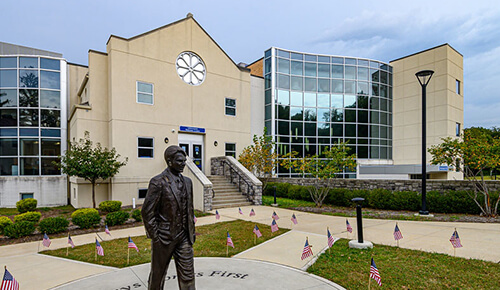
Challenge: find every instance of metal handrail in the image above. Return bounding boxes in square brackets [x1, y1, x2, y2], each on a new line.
[221, 159, 255, 200]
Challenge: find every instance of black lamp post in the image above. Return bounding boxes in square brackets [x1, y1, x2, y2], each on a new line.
[415, 70, 434, 215]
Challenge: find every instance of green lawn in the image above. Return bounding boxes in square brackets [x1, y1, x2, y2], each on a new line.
[309, 239, 500, 289]
[41, 220, 288, 268]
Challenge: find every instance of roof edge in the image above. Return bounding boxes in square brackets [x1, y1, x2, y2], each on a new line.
[390, 43, 462, 63]
[89, 49, 108, 56]
[67, 62, 88, 68]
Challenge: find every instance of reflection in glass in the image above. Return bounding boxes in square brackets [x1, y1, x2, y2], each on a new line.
[277, 90, 290, 105]
[371, 125, 380, 138]
[0, 89, 17, 107]
[291, 122, 303, 137]
[290, 107, 303, 120]
[304, 141, 316, 156]
[40, 71, 60, 89]
[291, 76, 303, 91]
[20, 128, 38, 136]
[277, 105, 290, 120]
[318, 64, 329, 78]
[380, 71, 388, 84]
[318, 79, 329, 92]
[371, 69, 379, 82]
[344, 81, 355, 94]
[304, 93, 316, 107]
[370, 97, 379, 110]
[264, 74, 271, 90]
[345, 66, 356, 79]
[345, 109, 356, 122]
[318, 123, 330, 136]
[0, 57, 17, 68]
[380, 85, 387, 98]
[265, 105, 271, 120]
[331, 109, 343, 122]
[40, 90, 60, 108]
[358, 82, 369, 95]
[278, 121, 289, 135]
[265, 90, 271, 104]
[41, 139, 60, 156]
[19, 89, 38, 107]
[371, 111, 379, 123]
[0, 128, 16, 136]
[19, 109, 38, 127]
[344, 95, 356, 108]
[317, 94, 329, 107]
[332, 124, 343, 136]
[20, 57, 38, 68]
[41, 58, 60, 70]
[305, 123, 317, 136]
[359, 125, 368, 137]
[380, 98, 388, 111]
[358, 67, 369, 80]
[278, 58, 290, 74]
[345, 124, 356, 137]
[331, 94, 343, 108]
[331, 79, 343, 93]
[357, 96, 369, 109]
[304, 78, 316, 92]
[358, 146, 368, 158]
[277, 50, 290, 58]
[278, 74, 290, 90]
[20, 138, 39, 155]
[305, 63, 316, 77]
[0, 109, 17, 126]
[41, 110, 60, 127]
[291, 61, 303, 75]
[0, 70, 17, 87]
[264, 58, 271, 74]
[20, 157, 39, 175]
[332, 65, 343, 78]
[304, 108, 317, 121]
[290, 92, 302, 106]
[318, 108, 329, 122]
[41, 157, 60, 175]
[358, 110, 368, 123]
[371, 83, 379, 96]
[19, 70, 38, 88]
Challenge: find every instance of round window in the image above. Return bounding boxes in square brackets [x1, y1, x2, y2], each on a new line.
[176, 52, 206, 86]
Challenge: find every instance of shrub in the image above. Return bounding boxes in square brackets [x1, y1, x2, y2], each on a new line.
[71, 208, 101, 229]
[3, 221, 35, 238]
[99, 200, 122, 213]
[38, 217, 69, 234]
[105, 211, 129, 226]
[0, 216, 13, 235]
[131, 209, 142, 222]
[16, 198, 37, 213]
[14, 211, 42, 224]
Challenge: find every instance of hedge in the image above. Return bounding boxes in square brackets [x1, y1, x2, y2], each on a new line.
[71, 208, 101, 229]
[131, 209, 142, 222]
[264, 182, 499, 214]
[99, 201, 122, 213]
[3, 221, 35, 238]
[14, 211, 42, 224]
[39, 217, 69, 234]
[16, 198, 37, 213]
[105, 211, 129, 226]
[0, 216, 13, 235]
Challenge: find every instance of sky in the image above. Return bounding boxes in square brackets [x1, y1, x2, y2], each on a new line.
[2, 0, 499, 128]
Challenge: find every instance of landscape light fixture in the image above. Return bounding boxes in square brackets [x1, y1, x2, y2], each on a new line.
[415, 69, 434, 215]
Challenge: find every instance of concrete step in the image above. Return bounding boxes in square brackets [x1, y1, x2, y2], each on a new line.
[212, 201, 253, 209]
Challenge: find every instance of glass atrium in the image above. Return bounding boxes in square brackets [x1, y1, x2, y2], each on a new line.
[264, 48, 393, 178]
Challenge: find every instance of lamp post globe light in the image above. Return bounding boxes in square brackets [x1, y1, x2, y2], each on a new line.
[415, 70, 434, 215]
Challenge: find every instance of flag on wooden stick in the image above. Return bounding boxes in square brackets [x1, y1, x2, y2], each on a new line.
[253, 225, 262, 238]
[346, 219, 353, 233]
[1, 267, 19, 290]
[271, 219, 279, 232]
[249, 208, 256, 216]
[327, 228, 335, 248]
[291, 213, 298, 225]
[301, 237, 313, 260]
[215, 210, 220, 220]
[370, 258, 382, 286]
[42, 233, 51, 248]
[96, 239, 104, 256]
[450, 229, 463, 248]
[128, 237, 139, 252]
[394, 223, 403, 241]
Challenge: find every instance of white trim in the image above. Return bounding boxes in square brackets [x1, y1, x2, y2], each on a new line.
[136, 81, 154, 105]
[137, 136, 154, 158]
[224, 97, 236, 116]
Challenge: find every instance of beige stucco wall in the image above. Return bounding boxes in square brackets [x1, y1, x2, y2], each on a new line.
[68, 16, 252, 208]
[391, 45, 464, 179]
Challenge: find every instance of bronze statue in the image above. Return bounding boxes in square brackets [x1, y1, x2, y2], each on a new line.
[142, 145, 196, 289]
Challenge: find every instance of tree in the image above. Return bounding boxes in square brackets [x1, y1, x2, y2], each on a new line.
[428, 129, 500, 217]
[280, 143, 357, 207]
[238, 127, 277, 191]
[56, 132, 128, 208]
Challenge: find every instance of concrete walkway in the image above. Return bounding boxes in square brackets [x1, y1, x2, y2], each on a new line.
[0, 205, 499, 289]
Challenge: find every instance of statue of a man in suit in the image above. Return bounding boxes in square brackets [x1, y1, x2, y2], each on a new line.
[142, 145, 196, 290]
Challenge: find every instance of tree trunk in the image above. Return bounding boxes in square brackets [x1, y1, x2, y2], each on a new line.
[91, 181, 96, 208]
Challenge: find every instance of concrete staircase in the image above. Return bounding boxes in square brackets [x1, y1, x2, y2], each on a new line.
[208, 175, 253, 209]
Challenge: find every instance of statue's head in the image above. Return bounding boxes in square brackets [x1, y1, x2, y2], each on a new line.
[164, 145, 187, 173]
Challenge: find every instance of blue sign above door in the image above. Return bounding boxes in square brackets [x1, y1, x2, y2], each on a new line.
[179, 126, 206, 134]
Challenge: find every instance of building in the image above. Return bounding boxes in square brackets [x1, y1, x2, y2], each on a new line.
[0, 14, 464, 208]
[0, 42, 68, 207]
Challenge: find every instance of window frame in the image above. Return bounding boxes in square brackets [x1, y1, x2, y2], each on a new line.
[456, 122, 461, 137]
[136, 81, 154, 105]
[225, 142, 236, 157]
[456, 79, 461, 95]
[138, 188, 148, 199]
[137, 137, 154, 158]
[225, 97, 236, 116]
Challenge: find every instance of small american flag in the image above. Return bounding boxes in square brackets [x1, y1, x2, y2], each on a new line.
[128, 237, 139, 252]
[96, 239, 104, 256]
[253, 225, 262, 238]
[272, 211, 279, 220]
[1, 268, 19, 290]
[194, 215, 197, 223]
[327, 228, 335, 248]
[291, 213, 298, 225]
[105, 225, 111, 236]
[301, 238, 313, 260]
[370, 258, 382, 286]
[226, 232, 234, 248]
[239, 208, 243, 214]
[215, 210, 220, 220]
[394, 224, 403, 241]
[42, 233, 51, 248]
[271, 219, 279, 232]
[249, 209, 256, 216]
[68, 234, 75, 248]
[450, 229, 463, 248]
[346, 219, 353, 233]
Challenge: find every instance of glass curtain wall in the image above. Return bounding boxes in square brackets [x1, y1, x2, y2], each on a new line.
[0, 56, 62, 176]
[264, 48, 393, 178]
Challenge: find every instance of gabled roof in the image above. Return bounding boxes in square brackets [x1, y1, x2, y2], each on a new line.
[106, 13, 249, 72]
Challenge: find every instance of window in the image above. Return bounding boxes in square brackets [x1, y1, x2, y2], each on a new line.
[456, 80, 460, 95]
[225, 143, 236, 157]
[225, 98, 236, 116]
[456, 123, 461, 137]
[138, 137, 154, 158]
[137, 81, 153, 105]
[20, 193, 34, 200]
[138, 188, 148, 199]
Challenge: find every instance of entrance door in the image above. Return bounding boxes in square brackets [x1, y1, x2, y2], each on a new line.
[178, 133, 204, 171]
